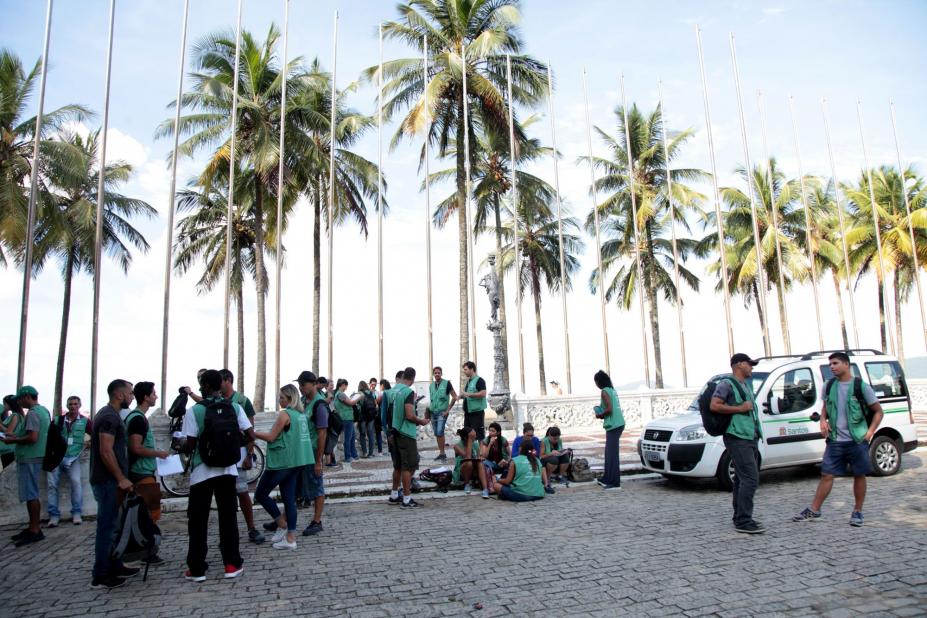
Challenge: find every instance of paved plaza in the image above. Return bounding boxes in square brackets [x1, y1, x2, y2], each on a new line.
[2, 450, 926, 617]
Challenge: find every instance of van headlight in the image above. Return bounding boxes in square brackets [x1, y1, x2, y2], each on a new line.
[675, 424, 707, 441]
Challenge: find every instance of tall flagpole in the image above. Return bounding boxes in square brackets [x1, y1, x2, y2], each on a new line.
[327, 10, 338, 377]
[856, 99, 895, 356]
[822, 98, 860, 348]
[376, 24, 384, 380]
[620, 74, 651, 388]
[889, 100, 927, 353]
[729, 33, 770, 355]
[507, 56, 527, 393]
[581, 68, 611, 374]
[423, 35, 434, 373]
[222, 0, 243, 370]
[17, 0, 54, 390]
[786, 95, 825, 350]
[757, 90, 794, 353]
[658, 81, 688, 387]
[696, 26, 735, 356]
[90, 0, 117, 416]
[545, 63, 570, 394]
[461, 42, 477, 361]
[160, 0, 190, 407]
[274, 0, 289, 391]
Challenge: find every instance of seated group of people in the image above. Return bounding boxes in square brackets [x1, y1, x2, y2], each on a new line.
[450, 422, 572, 502]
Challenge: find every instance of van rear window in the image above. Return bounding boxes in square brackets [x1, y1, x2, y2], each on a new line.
[864, 362, 908, 399]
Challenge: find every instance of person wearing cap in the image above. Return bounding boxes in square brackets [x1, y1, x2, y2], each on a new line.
[47, 395, 90, 528]
[3, 385, 51, 547]
[710, 353, 764, 534]
[294, 371, 329, 536]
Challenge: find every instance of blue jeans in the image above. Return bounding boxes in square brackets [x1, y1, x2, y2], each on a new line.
[358, 420, 375, 456]
[91, 480, 123, 578]
[254, 467, 299, 532]
[498, 485, 542, 502]
[48, 455, 83, 517]
[341, 422, 358, 461]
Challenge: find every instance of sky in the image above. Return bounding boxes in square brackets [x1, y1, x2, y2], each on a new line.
[1, 0, 926, 411]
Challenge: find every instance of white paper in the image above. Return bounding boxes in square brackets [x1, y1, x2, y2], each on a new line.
[156, 454, 184, 477]
[238, 447, 247, 467]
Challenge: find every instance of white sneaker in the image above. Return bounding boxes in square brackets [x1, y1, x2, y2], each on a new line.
[72, 515, 82, 525]
[47, 516, 60, 528]
[464, 483, 472, 495]
[272, 538, 297, 551]
[271, 528, 286, 544]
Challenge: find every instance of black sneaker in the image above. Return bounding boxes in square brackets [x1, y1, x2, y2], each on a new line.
[90, 576, 126, 589]
[434, 453, 447, 462]
[113, 565, 141, 578]
[302, 521, 324, 536]
[544, 485, 556, 495]
[734, 521, 766, 534]
[400, 499, 421, 508]
[14, 530, 44, 547]
[143, 555, 166, 566]
[249, 528, 265, 544]
[388, 496, 402, 506]
[262, 520, 279, 532]
[10, 529, 30, 541]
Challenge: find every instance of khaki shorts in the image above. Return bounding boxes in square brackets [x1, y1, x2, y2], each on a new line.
[392, 432, 419, 472]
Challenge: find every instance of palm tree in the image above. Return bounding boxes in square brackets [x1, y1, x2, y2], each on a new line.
[495, 199, 582, 394]
[371, 0, 548, 377]
[584, 103, 705, 388]
[43, 128, 155, 413]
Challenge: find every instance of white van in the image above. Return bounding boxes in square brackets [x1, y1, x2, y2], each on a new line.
[637, 350, 919, 489]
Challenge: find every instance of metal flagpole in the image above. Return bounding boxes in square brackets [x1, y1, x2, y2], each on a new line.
[545, 63, 570, 394]
[17, 0, 54, 390]
[327, 10, 338, 377]
[508, 56, 527, 393]
[729, 33, 770, 355]
[696, 26, 735, 357]
[757, 90, 795, 353]
[377, 23, 384, 380]
[90, 0, 117, 416]
[620, 74, 651, 388]
[222, 0, 243, 370]
[274, 0, 289, 391]
[822, 98, 860, 348]
[423, 35, 434, 373]
[461, 42, 477, 361]
[160, 0, 190, 407]
[581, 68, 611, 374]
[786, 95, 825, 350]
[658, 81, 688, 387]
[889, 100, 927, 353]
[856, 99, 895, 356]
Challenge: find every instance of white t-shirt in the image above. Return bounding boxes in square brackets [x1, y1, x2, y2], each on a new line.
[182, 400, 252, 486]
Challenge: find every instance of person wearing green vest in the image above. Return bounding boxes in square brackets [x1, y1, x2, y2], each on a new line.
[496, 439, 549, 502]
[540, 426, 572, 484]
[793, 352, 883, 527]
[710, 353, 765, 534]
[0, 393, 26, 468]
[46, 395, 90, 527]
[478, 421, 511, 498]
[426, 366, 458, 462]
[593, 371, 626, 490]
[125, 383, 169, 555]
[387, 367, 429, 508]
[254, 384, 314, 551]
[219, 369, 263, 545]
[295, 370, 329, 537]
[461, 361, 488, 440]
[452, 427, 480, 491]
[333, 379, 363, 463]
[4, 385, 51, 547]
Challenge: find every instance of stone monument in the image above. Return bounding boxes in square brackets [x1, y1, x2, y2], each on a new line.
[479, 255, 511, 421]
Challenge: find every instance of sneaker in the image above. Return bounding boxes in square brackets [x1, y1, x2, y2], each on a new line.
[481, 489, 489, 499]
[10, 529, 29, 541]
[734, 521, 766, 534]
[113, 564, 140, 579]
[849, 511, 864, 527]
[544, 485, 556, 495]
[464, 483, 472, 495]
[325, 461, 337, 468]
[401, 499, 421, 508]
[792, 507, 822, 522]
[434, 453, 447, 462]
[90, 576, 126, 589]
[388, 495, 402, 506]
[72, 515, 82, 525]
[271, 528, 286, 544]
[595, 479, 607, 487]
[302, 521, 324, 536]
[262, 521, 279, 532]
[47, 516, 60, 528]
[223, 564, 244, 579]
[14, 530, 45, 547]
[248, 528, 265, 544]
[184, 570, 206, 583]
[273, 538, 297, 551]
[143, 555, 166, 567]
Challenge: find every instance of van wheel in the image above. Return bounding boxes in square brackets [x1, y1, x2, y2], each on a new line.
[716, 451, 734, 491]
[870, 435, 901, 476]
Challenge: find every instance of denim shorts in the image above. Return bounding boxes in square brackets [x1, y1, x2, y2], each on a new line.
[821, 440, 872, 477]
[17, 461, 42, 502]
[235, 469, 248, 494]
[430, 412, 449, 437]
[304, 466, 325, 499]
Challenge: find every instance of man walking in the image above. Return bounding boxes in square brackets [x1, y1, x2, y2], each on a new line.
[47, 395, 89, 527]
[461, 361, 487, 440]
[426, 366, 457, 462]
[793, 352, 883, 527]
[296, 371, 328, 536]
[4, 385, 51, 547]
[219, 369, 263, 544]
[710, 353, 764, 534]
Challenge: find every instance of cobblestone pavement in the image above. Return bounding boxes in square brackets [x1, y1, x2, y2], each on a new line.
[2, 452, 925, 617]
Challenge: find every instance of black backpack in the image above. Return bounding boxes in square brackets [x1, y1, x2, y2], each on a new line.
[361, 392, 378, 422]
[824, 377, 873, 425]
[317, 400, 343, 436]
[698, 377, 748, 437]
[111, 492, 161, 581]
[197, 400, 242, 467]
[42, 412, 68, 472]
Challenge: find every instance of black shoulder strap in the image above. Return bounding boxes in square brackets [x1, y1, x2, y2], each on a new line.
[723, 377, 747, 403]
[824, 377, 837, 400]
[853, 377, 869, 411]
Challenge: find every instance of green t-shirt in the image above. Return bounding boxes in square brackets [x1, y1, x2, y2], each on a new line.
[0, 412, 25, 456]
[510, 454, 545, 497]
[15, 405, 50, 462]
[601, 387, 625, 431]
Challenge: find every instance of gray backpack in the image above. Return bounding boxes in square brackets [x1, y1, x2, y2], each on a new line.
[569, 458, 595, 482]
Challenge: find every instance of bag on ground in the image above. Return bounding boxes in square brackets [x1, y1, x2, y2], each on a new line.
[419, 467, 452, 489]
[42, 418, 68, 472]
[111, 492, 161, 580]
[197, 400, 242, 467]
[569, 458, 595, 482]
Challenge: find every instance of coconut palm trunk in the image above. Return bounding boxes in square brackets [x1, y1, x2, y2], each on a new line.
[832, 272, 850, 349]
[894, 273, 904, 363]
[644, 223, 664, 388]
[492, 194, 510, 387]
[457, 101, 470, 379]
[530, 258, 547, 395]
[253, 188, 268, 412]
[312, 178, 322, 374]
[237, 286, 245, 392]
[53, 250, 76, 414]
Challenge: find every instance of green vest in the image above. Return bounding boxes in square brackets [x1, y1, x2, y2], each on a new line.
[465, 375, 487, 412]
[303, 393, 324, 452]
[15, 405, 50, 461]
[723, 378, 761, 440]
[390, 384, 417, 439]
[452, 440, 480, 483]
[0, 412, 24, 456]
[61, 415, 89, 458]
[542, 436, 562, 454]
[230, 391, 255, 418]
[125, 409, 157, 477]
[429, 379, 451, 414]
[266, 408, 314, 470]
[825, 378, 869, 443]
[333, 392, 356, 422]
[510, 454, 545, 497]
[601, 387, 625, 431]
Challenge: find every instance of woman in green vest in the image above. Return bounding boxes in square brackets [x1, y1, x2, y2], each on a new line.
[332, 379, 363, 463]
[0, 395, 24, 468]
[541, 426, 572, 483]
[452, 427, 480, 493]
[593, 370, 625, 489]
[254, 384, 314, 550]
[496, 439, 550, 501]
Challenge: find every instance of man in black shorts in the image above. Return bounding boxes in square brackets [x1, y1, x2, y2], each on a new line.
[387, 367, 428, 508]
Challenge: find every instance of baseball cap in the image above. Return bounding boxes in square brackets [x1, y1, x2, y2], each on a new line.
[16, 385, 38, 398]
[730, 353, 759, 367]
[295, 370, 317, 384]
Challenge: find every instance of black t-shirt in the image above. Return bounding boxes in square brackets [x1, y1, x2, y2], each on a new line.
[90, 405, 128, 485]
[126, 414, 149, 478]
[463, 377, 486, 413]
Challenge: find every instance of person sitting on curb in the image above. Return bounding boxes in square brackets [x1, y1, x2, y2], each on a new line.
[541, 426, 572, 484]
[496, 439, 552, 502]
[452, 427, 480, 494]
[511, 423, 541, 459]
[478, 422, 510, 498]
